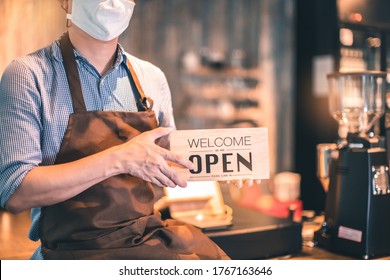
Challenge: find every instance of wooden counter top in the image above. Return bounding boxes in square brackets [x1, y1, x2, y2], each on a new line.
[0, 210, 37, 260]
[1, 209, 389, 260]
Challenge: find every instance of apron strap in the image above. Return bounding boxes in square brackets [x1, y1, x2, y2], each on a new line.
[59, 32, 152, 113]
[126, 59, 153, 112]
[59, 32, 87, 113]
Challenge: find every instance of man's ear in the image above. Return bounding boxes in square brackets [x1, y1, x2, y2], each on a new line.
[59, 0, 69, 12]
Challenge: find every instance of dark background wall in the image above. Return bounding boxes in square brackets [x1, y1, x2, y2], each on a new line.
[295, 0, 340, 213]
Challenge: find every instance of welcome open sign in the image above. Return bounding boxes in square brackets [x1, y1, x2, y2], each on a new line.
[170, 127, 270, 181]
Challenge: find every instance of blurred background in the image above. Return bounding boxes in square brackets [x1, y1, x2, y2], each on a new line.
[1, 0, 390, 214]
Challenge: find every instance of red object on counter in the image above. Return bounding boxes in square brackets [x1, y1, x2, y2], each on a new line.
[257, 198, 303, 222]
[229, 184, 303, 222]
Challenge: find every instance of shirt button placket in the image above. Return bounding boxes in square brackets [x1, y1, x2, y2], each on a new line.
[99, 77, 106, 110]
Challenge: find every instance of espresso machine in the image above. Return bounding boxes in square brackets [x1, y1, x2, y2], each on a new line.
[315, 71, 390, 259]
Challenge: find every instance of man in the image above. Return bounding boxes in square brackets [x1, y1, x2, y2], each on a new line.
[0, 0, 229, 260]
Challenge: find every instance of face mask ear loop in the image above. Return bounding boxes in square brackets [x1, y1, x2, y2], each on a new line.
[62, 0, 72, 28]
[66, 14, 72, 28]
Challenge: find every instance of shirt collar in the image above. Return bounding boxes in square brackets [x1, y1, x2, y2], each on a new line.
[52, 38, 128, 69]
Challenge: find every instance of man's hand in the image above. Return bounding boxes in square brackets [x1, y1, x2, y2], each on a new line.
[116, 127, 194, 188]
[223, 179, 262, 188]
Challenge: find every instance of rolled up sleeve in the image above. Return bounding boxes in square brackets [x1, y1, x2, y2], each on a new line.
[0, 60, 43, 208]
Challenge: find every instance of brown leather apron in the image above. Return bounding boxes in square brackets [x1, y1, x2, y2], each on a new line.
[39, 33, 229, 260]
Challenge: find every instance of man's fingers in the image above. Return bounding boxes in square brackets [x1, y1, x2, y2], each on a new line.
[219, 179, 262, 188]
[144, 127, 174, 141]
[245, 179, 254, 187]
[163, 150, 194, 170]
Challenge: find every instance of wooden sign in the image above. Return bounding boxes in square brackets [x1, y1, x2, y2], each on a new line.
[170, 127, 269, 181]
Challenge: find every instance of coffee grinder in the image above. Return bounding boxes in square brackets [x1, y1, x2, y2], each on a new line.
[315, 71, 390, 259]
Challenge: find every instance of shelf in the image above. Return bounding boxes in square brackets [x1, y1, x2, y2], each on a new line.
[177, 65, 263, 130]
[181, 66, 261, 86]
[184, 65, 261, 77]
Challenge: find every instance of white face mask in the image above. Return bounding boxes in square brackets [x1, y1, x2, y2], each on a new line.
[67, 0, 136, 41]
